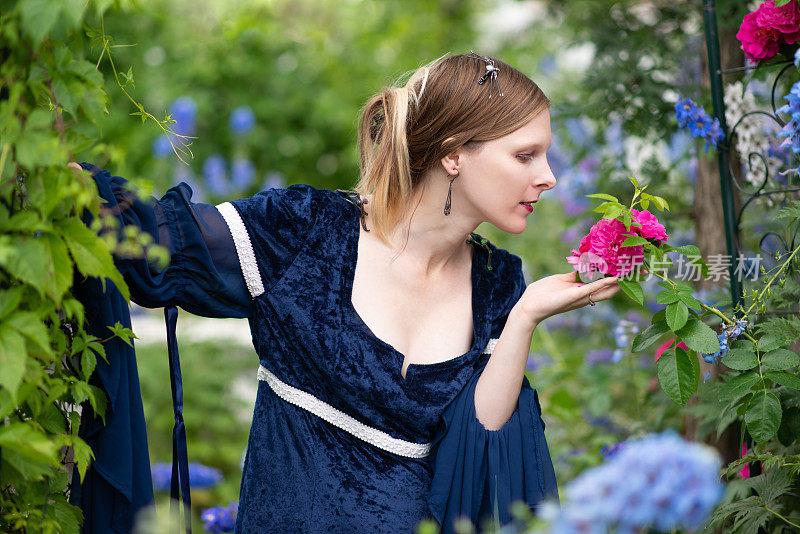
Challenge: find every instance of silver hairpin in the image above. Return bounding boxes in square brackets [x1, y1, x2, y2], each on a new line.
[467, 52, 504, 99]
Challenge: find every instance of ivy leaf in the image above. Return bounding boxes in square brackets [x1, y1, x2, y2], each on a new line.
[59, 218, 129, 300]
[761, 349, 800, 371]
[675, 318, 721, 354]
[745, 392, 782, 443]
[632, 321, 670, 352]
[657, 346, 697, 406]
[0, 327, 27, 400]
[616, 278, 643, 306]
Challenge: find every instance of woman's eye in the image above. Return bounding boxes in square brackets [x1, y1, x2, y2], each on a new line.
[516, 154, 533, 161]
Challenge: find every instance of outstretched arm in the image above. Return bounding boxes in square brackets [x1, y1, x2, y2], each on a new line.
[474, 271, 620, 430]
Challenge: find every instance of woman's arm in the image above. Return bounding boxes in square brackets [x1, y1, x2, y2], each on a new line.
[474, 272, 621, 430]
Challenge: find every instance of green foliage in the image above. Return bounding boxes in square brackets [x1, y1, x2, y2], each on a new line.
[0, 1, 165, 531]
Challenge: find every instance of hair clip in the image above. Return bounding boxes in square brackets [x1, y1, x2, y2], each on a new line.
[467, 52, 504, 100]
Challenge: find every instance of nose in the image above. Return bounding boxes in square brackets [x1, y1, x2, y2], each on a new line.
[536, 160, 557, 191]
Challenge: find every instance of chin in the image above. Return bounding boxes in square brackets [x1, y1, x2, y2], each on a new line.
[493, 218, 528, 235]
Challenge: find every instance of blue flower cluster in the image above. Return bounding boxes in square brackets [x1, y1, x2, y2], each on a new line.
[674, 97, 725, 152]
[539, 431, 725, 534]
[612, 319, 640, 362]
[201, 501, 238, 533]
[777, 81, 800, 153]
[701, 319, 750, 364]
[230, 106, 255, 136]
[150, 462, 223, 493]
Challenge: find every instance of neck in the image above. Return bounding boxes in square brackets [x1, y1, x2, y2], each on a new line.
[364, 174, 480, 277]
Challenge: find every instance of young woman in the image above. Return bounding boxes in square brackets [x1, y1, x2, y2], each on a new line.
[72, 52, 620, 533]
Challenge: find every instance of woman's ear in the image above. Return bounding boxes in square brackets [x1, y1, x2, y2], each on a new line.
[440, 137, 460, 175]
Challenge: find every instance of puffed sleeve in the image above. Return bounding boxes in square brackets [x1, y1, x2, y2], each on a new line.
[218, 181, 322, 299]
[80, 162, 250, 318]
[427, 251, 559, 532]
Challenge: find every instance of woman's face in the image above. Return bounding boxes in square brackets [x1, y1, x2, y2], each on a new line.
[458, 110, 557, 233]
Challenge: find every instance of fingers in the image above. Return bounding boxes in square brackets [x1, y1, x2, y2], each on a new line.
[582, 276, 619, 304]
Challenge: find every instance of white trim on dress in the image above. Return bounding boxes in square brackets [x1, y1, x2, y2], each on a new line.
[255, 338, 500, 458]
[216, 202, 265, 298]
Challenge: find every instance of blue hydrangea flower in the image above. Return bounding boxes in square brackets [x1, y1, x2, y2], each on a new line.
[600, 440, 625, 460]
[541, 431, 724, 533]
[168, 96, 198, 137]
[151, 462, 223, 493]
[231, 157, 256, 190]
[795, 47, 800, 68]
[201, 501, 238, 533]
[230, 106, 256, 136]
[203, 155, 229, 196]
[152, 134, 173, 159]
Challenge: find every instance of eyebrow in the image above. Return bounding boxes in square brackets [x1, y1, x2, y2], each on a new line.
[515, 140, 551, 152]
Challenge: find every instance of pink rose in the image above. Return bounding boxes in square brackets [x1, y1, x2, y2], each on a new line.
[737, 11, 782, 61]
[630, 209, 669, 243]
[566, 218, 644, 278]
[755, 0, 800, 34]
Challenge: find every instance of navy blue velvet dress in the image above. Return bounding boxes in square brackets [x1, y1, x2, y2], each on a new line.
[81, 163, 559, 533]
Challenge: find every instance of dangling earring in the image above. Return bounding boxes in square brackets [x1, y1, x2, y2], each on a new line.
[444, 170, 459, 216]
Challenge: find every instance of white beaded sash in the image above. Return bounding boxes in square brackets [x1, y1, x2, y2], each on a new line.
[216, 202, 265, 298]
[257, 366, 432, 458]
[255, 338, 499, 459]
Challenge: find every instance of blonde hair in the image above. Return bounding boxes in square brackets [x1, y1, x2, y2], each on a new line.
[355, 53, 550, 247]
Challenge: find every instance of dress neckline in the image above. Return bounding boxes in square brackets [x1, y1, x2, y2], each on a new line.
[339, 191, 490, 382]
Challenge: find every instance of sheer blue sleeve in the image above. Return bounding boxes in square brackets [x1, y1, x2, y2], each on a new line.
[80, 163, 250, 318]
[427, 251, 559, 532]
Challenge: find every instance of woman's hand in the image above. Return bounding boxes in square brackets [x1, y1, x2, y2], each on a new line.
[513, 270, 621, 327]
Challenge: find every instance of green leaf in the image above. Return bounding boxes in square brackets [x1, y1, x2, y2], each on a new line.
[603, 204, 624, 220]
[761, 349, 800, 371]
[586, 193, 619, 202]
[666, 301, 689, 331]
[0, 327, 26, 399]
[7, 312, 53, 359]
[778, 406, 800, 446]
[765, 371, 800, 390]
[675, 318, 721, 354]
[20, 0, 61, 45]
[616, 279, 643, 306]
[629, 176, 640, 189]
[657, 346, 697, 406]
[722, 349, 759, 371]
[656, 290, 679, 305]
[745, 392, 782, 443]
[632, 321, 670, 352]
[677, 292, 703, 311]
[59, 218, 130, 300]
[1, 236, 52, 296]
[720, 372, 761, 402]
[620, 235, 649, 247]
[758, 334, 785, 352]
[71, 436, 94, 483]
[674, 245, 701, 257]
[81, 349, 97, 381]
[37, 403, 67, 434]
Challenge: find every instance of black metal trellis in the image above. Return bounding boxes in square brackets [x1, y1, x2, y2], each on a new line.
[703, 0, 800, 316]
[703, 0, 800, 484]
